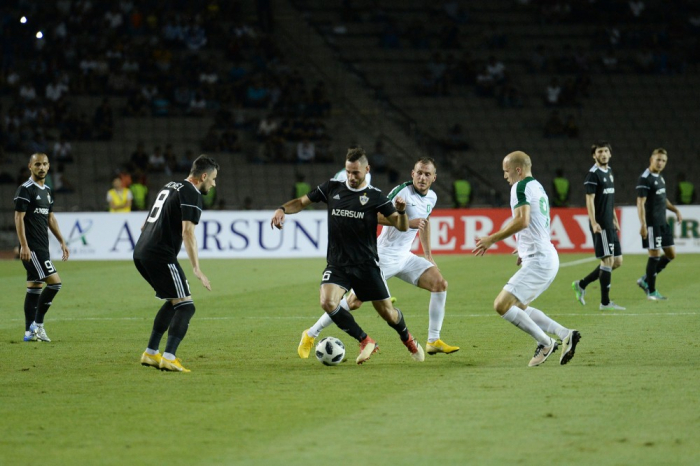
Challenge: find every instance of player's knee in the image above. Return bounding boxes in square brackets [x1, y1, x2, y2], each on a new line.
[665, 251, 676, 260]
[493, 297, 507, 314]
[346, 295, 362, 310]
[320, 299, 338, 313]
[613, 257, 623, 269]
[435, 278, 448, 292]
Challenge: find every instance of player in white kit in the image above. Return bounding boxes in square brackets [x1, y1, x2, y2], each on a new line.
[473, 151, 580, 366]
[298, 158, 459, 358]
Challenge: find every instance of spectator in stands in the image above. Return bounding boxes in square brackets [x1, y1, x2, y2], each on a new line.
[148, 146, 168, 173]
[177, 149, 197, 173]
[475, 68, 495, 97]
[296, 139, 315, 164]
[452, 177, 472, 208]
[19, 82, 37, 101]
[163, 144, 178, 174]
[52, 163, 75, 194]
[676, 173, 695, 205]
[545, 78, 561, 106]
[257, 114, 278, 142]
[293, 172, 312, 201]
[601, 49, 619, 72]
[551, 168, 570, 207]
[201, 126, 221, 152]
[220, 128, 241, 153]
[486, 55, 506, 83]
[53, 134, 73, 163]
[106, 175, 133, 212]
[188, 91, 207, 116]
[130, 142, 149, 172]
[129, 172, 149, 211]
[185, 20, 207, 51]
[45, 77, 69, 103]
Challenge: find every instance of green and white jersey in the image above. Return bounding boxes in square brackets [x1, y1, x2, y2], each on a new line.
[377, 181, 437, 260]
[510, 176, 554, 256]
[332, 168, 372, 186]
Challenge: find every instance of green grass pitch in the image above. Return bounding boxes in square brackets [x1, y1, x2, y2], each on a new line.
[1, 254, 699, 465]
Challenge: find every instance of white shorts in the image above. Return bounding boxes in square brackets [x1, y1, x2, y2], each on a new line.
[503, 252, 559, 305]
[379, 254, 434, 286]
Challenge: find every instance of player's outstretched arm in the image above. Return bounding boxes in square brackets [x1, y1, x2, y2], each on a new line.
[473, 205, 530, 256]
[182, 220, 210, 291]
[48, 212, 69, 261]
[271, 195, 311, 230]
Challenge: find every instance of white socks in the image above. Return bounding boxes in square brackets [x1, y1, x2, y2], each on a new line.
[428, 291, 447, 342]
[524, 306, 568, 340]
[308, 297, 350, 338]
[163, 352, 176, 361]
[145, 348, 159, 355]
[502, 306, 552, 346]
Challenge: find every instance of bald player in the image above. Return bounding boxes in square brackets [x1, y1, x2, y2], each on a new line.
[473, 151, 580, 367]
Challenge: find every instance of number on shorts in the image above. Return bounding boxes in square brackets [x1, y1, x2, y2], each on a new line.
[322, 271, 332, 281]
[44, 260, 55, 273]
[539, 198, 550, 228]
[147, 190, 170, 223]
[655, 236, 662, 249]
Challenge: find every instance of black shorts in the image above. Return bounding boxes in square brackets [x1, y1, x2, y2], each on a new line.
[592, 229, 622, 259]
[642, 223, 674, 250]
[134, 257, 191, 300]
[321, 263, 390, 302]
[22, 249, 57, 282]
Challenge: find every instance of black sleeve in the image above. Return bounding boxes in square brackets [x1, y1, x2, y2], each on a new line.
[377, 194, 397, 217]
[48, 187, 54, 213]
[180, 184, 203, 224]
[583, 171, 598, 195]
[307, 180, 331, 204]
[14, 185, 30, 212]
[636, 175, 650, 198]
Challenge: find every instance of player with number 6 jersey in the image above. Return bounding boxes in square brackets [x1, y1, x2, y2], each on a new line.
[133, 155, 218, 372]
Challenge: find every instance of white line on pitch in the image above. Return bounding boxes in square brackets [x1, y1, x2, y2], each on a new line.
[559, 256, 599, 267]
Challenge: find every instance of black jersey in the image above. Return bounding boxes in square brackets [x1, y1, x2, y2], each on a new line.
[584, 164, 616, 229]
[134, 180, 202, 261]
[14, 178, 54, 252]
[636, 169, 667, 225]
[307, 180, 396, 267]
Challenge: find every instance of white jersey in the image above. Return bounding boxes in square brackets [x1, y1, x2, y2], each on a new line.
[509, 177, 555, 257]
[333, 168, 372, 186]
[377, 182, 437, 260]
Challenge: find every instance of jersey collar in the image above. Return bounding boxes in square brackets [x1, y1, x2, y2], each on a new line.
[28, 177, 47, 190]
[345, 180, 369, 192]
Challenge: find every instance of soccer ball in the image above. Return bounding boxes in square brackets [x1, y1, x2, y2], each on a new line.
[315, 337, 346, 366]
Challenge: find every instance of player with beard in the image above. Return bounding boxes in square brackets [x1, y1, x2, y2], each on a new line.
[14, 153, 70, 342]
[135, 155, 218, 372]
[297, 157, 459, 358]
[271, 147, 425, 364]
[572, 141, 626, 311]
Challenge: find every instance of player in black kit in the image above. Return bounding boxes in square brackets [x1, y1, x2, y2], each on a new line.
[270, 147, 425, 364]
[572, 141, 626, 311]
[635, 148, 682, 301]
[14, 153, 70, 342]
[134, 155, 218, 372]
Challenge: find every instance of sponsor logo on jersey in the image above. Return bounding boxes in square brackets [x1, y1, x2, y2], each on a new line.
[359, 194, 369, 205]
[603, 188, 615, 194]
[332, 208, 365, 219]
[34, 207, 49, 215]
[656, 188, 666, 195]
